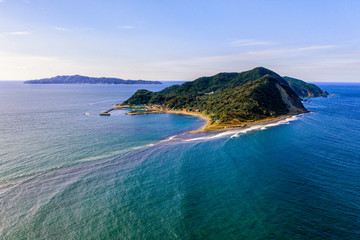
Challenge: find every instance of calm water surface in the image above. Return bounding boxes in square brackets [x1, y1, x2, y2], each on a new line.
[0, 82, 359, 239]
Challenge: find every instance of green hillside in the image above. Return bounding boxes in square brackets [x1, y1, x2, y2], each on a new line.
[283, 76, 328, 98]
[122, 67, 310, 127]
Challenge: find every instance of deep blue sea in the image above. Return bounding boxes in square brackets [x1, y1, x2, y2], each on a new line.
[0, 81, 359, 240]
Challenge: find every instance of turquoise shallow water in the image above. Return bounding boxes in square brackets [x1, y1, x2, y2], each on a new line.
[0, 82, 359, 239]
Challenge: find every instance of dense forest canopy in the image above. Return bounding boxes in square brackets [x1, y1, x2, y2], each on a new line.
[122, 67, 326, 125]
[283, 76, 328, 98]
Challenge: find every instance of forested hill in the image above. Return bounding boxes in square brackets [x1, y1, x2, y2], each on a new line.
[283, 76, 328, 98]
[122, 67, 311, 126]
[154, 67, 288, 97]
[24, 75, 162, 85]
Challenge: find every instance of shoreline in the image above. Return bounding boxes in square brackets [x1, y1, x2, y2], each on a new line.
[182, 112, 300, 134]
[203, 113, 301, 133]
[123, 108, 302, 134]
[163, 110, 211, 134]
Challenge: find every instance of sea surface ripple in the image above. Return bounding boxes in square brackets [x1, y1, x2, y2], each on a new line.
[0, 82, 359, 239]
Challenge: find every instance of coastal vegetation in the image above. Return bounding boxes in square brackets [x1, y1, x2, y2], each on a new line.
[121, 67, 327, 129]
[283, 76, 328, 98]
[24, 75, 162, 85]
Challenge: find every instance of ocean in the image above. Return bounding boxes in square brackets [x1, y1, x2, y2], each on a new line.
[0, 81, 359, 239]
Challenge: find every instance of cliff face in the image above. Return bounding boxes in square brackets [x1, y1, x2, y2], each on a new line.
[275, 80, 307, 113]
[123, 67, 309, 125]
[283, 76, 328, 98]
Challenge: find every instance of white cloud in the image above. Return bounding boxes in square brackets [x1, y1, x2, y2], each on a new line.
[291, 45, 336, 52]
[55, 27, 94, 32]
[0, 51, 80, 80]
[55, 27, 68, 31]
[230, 39, 273, 47]
[2, 31, 32, 35]
[117, 25, 134, 30]
[153, 45, 337, 67]
[134, 44, 345, 81]
[0, 51, 145, 80]
[0, 31, 32, 36]
[0, 43, 355, 82]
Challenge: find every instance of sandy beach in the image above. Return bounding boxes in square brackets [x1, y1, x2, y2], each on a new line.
[121, 107, 303, 135]
[164, 110, 301, 134]
[163, 110, 211, 134]
[205, 114, 300, 132]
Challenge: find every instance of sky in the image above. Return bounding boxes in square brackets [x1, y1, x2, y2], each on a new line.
[1, 0, 360, 82]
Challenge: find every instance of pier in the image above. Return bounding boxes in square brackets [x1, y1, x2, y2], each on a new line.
[99, 105, 129, 116]
[100, 105, 165, 116]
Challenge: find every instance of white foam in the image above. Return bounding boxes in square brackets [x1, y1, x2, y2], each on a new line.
[183, 130, 238, 142]
[183, 115, 300, 142]
[167, 135, 176, 140]
[76, 142, 158, 162]
[160, 135, 177, 142]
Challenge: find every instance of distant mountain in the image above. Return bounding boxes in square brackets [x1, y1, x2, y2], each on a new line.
[122, 67, 309, 129]
[24, 75, 162, 85]
[283, 76, 328, 98]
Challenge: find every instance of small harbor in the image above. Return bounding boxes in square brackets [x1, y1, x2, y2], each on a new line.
[99, 105, 130, 116]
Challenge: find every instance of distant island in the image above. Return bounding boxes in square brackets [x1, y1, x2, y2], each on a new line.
[116, 67, 328, 132]
[24, 75, 162, 85]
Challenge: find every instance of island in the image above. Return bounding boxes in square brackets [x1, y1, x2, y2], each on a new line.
[109, 67, 327, 132]
[24, 75, 162, 85]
